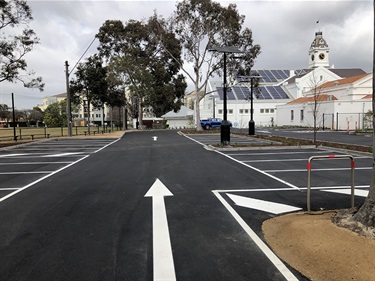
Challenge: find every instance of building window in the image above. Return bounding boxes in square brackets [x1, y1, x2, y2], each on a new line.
[218, 109, 223, 115]
[291, 110, 294, 121]
[265, 109, 269, 113]
[260, 109, 264, 113]
[300, 109, 304, 121]
[270, 109, 275, 113]
[228, 109, 233, 114]
[239, 109, 243, 114]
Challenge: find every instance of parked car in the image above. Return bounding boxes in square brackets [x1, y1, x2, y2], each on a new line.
[201, 118, 232, 130]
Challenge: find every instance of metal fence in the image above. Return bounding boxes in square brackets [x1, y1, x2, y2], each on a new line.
[0, 126, 121, 142]
[322, 112, 373, 131]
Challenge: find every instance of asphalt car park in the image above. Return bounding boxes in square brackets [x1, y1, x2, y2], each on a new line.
[0, 138, 120, 202]
[184, 132, 272, 146]
[184, 132, 371, 229]
[0, 130, 372, 280]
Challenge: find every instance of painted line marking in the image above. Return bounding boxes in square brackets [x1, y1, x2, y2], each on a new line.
[226, 151, 330, 156]
[180, 132, 301, 190]
[42, 152, 85, 157]
[0, 154, 28, 158]
[244, 157, 369, 163]
[213, 186, 369, 193]
[0, 138, 121, 203]
[145, 179, 176, 281]
[322, 188, 369, 197]
[0, 188, 19, 191]
[264, 167, 372, 173]
[0, 162, 73, 165]
[213, 191, 298, 281]
[227, 193, 302, 214]
[0, 171, 53, 175]
[215, 150, 301, 191]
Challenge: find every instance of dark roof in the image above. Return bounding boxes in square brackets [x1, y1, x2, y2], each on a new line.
[283, 68, 366, 84]
[329, 68, 367, 78]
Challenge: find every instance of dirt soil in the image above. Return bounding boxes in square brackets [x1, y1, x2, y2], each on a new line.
[262, 211, 375, 281]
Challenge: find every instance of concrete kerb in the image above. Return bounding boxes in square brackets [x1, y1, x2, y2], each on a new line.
[205, 144, 317, 152]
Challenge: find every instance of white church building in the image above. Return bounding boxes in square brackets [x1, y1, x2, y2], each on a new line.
[197, 31, 372, 130]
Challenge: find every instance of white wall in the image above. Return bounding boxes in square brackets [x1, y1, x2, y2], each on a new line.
[167, 118, 194, 129]
[276, 100, 372, 130]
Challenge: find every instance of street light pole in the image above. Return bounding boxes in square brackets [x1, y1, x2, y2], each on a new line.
[212, 94, 216, 118]
[65, 61, 72, 137]
[221, 52, 231, 144]
[208, 46, 244, 145]
[249, 77, 255, 135]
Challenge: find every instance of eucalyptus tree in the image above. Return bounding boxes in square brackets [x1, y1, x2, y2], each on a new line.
[0, 104, 11, 121]
[69, 55, 108, 134]
[43, 101, 66, 127]
[96, 18, 186, 125]
[349, 1, 375, 228]
[153, 0, 261, 130]
[0, 0, 44, 90]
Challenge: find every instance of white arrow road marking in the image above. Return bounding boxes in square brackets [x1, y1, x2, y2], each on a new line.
[153, 136, 158, 141]
[145, 179, 176, 281]
[322, 188, 369, 197]
[227, 193, 302, 215]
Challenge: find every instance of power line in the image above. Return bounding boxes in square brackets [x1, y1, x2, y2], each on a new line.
[69, 36, 97, 75]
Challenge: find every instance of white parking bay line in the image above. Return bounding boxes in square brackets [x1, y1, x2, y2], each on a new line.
[0, 154, 28, 158]
[42, 152, 84, 157]
[0, 171, 52, 175]
[322, 188, 369, 197]
[213, 191, 299, 281]
[227, 193, 302, 214]
[0, 162, 72, 165]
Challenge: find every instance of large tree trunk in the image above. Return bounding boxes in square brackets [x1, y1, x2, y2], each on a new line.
[350, 0, 375, 227]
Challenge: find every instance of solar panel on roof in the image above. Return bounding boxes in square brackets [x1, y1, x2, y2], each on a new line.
[241, 87, 251, 99]
[274, 86, 289, 99]
[257, 70, 270, 83]
[264, 70, 277, 82]
[277, 70, 289, 79]
[227, 89, 236, 100]
[272, 70, 284, 79]
[257, 86, 272, 99]
[216, 87, 237, 100]
[217, 87, 224, 100]
[232, 86, 246, 100]
[266, 86, 281, 99]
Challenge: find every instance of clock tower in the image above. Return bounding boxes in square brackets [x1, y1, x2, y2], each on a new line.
[308, 31, 329, 68]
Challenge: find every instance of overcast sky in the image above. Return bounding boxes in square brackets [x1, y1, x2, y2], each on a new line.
[0, 0, 372, 109]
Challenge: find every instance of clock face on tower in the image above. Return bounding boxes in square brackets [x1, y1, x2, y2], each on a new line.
[319, 53, 325, 60]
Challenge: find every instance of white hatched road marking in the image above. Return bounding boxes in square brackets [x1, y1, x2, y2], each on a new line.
[322, 188, 369, 197]
[213, 191, 299, 281]
[227, 193, 302, 214]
